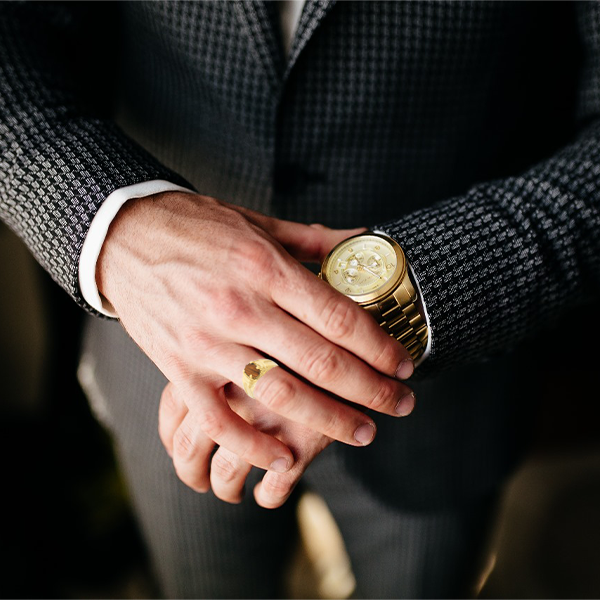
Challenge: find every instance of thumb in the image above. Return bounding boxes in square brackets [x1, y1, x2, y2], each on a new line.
[271, 221, 367, 263]
[224, 201, 366, 263]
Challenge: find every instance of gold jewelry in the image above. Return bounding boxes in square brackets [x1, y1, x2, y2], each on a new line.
[242, 359, 279, 398]
[319, 231, 428, 361]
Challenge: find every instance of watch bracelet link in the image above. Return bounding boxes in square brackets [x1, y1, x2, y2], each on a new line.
[376, 294, 428, 361]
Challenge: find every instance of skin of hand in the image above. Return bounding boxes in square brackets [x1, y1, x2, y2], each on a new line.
[97, 191, 416, 486]
[159, 379, 338, 508]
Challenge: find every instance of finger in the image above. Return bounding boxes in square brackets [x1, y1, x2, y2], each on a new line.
[201, 344, 381, 447]
[251, 364, 379, 446]
[179, 378, 295, 471]
[223, 202, 366, 262]
[172, 410, 216, 492]
[248, 306, 414, 417]
[253, 478, 295, 510]
[253, 457, 313, 509]
[267, 221, 368, 263]
[209, 296, 414, 419]
[253, 417, 335, 510]
[268, 262, 414, 380]
[210, 446, 253, 504]
[158, 381, 189, 458]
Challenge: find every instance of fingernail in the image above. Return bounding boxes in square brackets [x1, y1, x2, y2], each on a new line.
[395, 359, 414, 380]
[354, 422, 376, 445]
[395, 392, 416, 416]
[270, 457, 291, 473]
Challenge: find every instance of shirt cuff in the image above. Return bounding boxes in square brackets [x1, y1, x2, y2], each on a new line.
[371, 228, 431, 364]
[408, 263, 432, 366]
[78, 180, 195, 317]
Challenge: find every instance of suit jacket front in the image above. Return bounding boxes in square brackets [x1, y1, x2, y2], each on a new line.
[1, 1, 599, 509]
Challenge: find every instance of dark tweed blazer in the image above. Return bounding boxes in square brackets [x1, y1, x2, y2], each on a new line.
[1, 1, 599, 509]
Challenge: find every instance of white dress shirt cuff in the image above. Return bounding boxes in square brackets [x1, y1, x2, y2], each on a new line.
[408, 263, 432, 366]
[371, 230, 432, 364]
[78, 180, 195, 317]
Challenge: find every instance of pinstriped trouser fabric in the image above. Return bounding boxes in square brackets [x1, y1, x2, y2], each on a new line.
[81, 318, 499, 599]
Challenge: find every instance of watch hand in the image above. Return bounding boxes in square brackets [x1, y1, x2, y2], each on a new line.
[358, 264, 379, 277]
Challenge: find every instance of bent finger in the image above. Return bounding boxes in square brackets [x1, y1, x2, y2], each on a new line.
[269, 263, 413, 380]
[210, 446, 253, 504]
[235, 305, 414, 418]
[254, 465, 305, 510]
[180, 378, 295, 471]
[222, 201, 366, 263]
[201, 344, 379, 447]
[254, 433, 333, 510]
[172, 410, 215, 492]
[158, 381, 189, 458]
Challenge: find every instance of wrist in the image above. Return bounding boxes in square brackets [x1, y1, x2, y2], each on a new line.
[96, 195, 145, 307]
[79, 181, 195, 316]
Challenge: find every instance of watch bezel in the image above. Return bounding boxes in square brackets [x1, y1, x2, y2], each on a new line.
[320, 232, 407, 305]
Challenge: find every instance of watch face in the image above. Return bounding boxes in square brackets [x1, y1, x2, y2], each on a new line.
[321, 233, 405, 302]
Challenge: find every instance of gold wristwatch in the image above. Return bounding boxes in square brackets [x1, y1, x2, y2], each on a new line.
[319, 231, 428, 361]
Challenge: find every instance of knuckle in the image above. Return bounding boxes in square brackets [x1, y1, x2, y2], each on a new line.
[181, 328, 213, 354]
[261, 474, 292, 500]
[160, 384, 180, 415]
[174, 464, 209, 494]
[238, 437, 260, 465]
[321, 297, 354, 339]
[173, 423, 197, 461]
[198, 408, 225, 440]
[237, 239, 273, 277]
[162, 354, 189, 383]
[257, 376, 295, 413]
[319, 408, 344, 438]
[372, 337, 404, 373]
[302, 344, 340, 384]
[181, 331, 227, 372]
[366, 381, 396, 412]
[213, 288, 248, 324]
[211, 452, 241, 484]
[263, 250, 289, 291]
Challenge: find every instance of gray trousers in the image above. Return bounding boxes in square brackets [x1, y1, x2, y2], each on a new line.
[80, 318, 500, 599]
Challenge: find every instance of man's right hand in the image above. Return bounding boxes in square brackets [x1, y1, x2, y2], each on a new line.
[97, 191, 416, 476]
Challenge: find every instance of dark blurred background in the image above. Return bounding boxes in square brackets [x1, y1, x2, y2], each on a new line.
[1, 221, 599, 599]
[0, 222, 156, 599]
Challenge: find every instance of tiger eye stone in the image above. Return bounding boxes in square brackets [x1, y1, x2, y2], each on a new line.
[244, 363, 261, 379]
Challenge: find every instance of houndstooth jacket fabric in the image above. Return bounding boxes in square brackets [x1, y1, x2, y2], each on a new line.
[1, 1, 598, 378]
[1, 1, 600, 510]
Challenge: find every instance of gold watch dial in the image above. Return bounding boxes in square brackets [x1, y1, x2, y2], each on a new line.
[321, 233, 406, 303]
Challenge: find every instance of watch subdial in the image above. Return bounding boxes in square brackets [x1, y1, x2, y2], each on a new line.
[366, 254, 383, 272]
[342, 267, 359, 285]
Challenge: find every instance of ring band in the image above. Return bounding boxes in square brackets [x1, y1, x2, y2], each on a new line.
[243, 359, 279, 398]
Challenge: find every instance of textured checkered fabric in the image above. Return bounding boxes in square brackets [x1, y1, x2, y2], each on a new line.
[4, 4, 599, 593]
[1, 1, 598, 376]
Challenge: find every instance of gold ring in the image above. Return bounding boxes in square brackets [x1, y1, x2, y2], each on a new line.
[243, 359, 278, 398]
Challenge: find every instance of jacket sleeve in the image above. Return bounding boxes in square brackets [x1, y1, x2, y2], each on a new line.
[374, 2, 600, 376]
[0, 1, 191, 314]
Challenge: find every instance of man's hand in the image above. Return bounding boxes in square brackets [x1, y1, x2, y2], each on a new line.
[159, 380, 337, 508]
[97, 191, 416, 475]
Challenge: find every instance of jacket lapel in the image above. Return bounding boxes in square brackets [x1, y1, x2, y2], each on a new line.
[285, 0, 336, 78]
[233, 1, 285, 91]
[234, 1, 337, 89]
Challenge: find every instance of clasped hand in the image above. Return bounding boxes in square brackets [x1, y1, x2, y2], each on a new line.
[97, 192, 415, 508]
